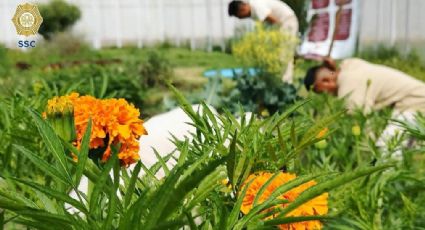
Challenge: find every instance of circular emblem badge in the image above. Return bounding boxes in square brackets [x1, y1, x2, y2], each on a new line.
[12, 3, 43, 36]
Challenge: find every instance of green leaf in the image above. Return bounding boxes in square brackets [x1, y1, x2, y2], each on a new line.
[168, 83, 204, 128]
[0, 197, 27, 211]
[28, 109, 72, 185]
[277, 164, 393, 218]
[14, 218, 62, 230]
[18, 210, 74, 226]
[253, 173, 281, 206]
[0, 208, 4, 228]
[234, 174, 323, 230]
[298, 111, 344, 148]
[99, 72, 109, 98]
[89, 149, 118, 214]
[124, 161, 142, 209]
[185, 211, 198, 230]
[185, 166, 226, 210]
[226, 131, 237, 185]
[152, 148, 170, 176]
[263, 215, 332, 226]
[142, 156, 226, 229]
[102, 157, 120, 229]
[177, 140, 189, 167]
[12, 178, 88, 214]
[271, 99, 310, 129]
[75, 119, 92, 186]
[226, 178, 255, 230]
[13, 145, 68, 185]
[151, 220, 186, 230]
[0, 188, 39, 209]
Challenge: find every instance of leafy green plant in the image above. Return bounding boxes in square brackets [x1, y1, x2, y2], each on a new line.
[139, 50, 173, 88]
[224, 73, 300, 115]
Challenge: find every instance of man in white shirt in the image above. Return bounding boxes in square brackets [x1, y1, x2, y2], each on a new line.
[228, 0, 299, 83]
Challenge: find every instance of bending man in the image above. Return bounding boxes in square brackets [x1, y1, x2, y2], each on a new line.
[304, 58, 425, 158]
[228, 0, 299, 83]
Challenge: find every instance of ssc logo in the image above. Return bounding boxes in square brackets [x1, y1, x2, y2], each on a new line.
[12, 3, 43, 36]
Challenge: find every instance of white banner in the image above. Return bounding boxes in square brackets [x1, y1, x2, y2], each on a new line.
[298, 0, 360, 59]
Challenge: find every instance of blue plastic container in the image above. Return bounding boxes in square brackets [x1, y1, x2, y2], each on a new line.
[203, 68, 258, 78]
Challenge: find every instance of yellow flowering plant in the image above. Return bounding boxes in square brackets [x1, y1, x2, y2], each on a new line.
[232, 23, 298, 78]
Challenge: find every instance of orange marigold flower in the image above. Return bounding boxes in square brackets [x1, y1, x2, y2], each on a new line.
[46, 93, 147, 166]
[240, 172, 328, 230]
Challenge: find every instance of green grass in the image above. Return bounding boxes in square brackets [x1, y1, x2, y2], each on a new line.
[5, 46, 239, 70]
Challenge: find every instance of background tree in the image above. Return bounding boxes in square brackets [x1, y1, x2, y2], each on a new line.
[38, 0, 81, 40]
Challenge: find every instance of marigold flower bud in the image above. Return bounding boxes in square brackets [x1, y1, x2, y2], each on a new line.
[352, 125, 361, 136]
[45, 95, 76, 143]
[315, 139, 328, 149]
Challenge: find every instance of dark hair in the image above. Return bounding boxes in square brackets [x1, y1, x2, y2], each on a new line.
[228, 1, 244, 17]
[304, 65, 322, 91]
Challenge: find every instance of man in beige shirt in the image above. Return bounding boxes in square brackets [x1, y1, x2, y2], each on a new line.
[304, 58, 425, 114]
[304, 58, 425, 158]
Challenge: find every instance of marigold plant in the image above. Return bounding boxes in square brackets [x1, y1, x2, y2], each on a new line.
[241, 171, 328, 230]
[45, 93, 147, 166]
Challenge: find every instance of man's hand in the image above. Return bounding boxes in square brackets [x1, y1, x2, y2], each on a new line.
[322, 57, 337, 70]
[265, 15, 279, 25]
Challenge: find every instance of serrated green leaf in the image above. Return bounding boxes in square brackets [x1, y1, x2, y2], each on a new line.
[28, 109, 72, 185]
[277, 164, 393, 218]
[12, 178, 88, 214]
[75, 119, 92, 186]
[124, 161, 142, 209]
[13, 145, 68, 185]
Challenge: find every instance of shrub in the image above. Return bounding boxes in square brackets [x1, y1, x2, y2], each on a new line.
[232, 23, 298, 77]
[224, 74, 300, 115]
[139, 50, 173, 88]
[38, 0, 81, 40]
